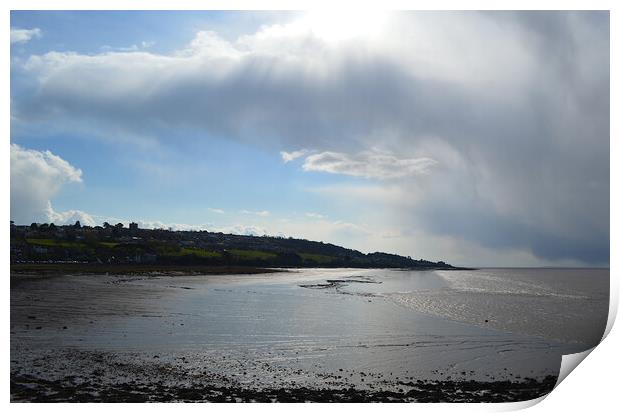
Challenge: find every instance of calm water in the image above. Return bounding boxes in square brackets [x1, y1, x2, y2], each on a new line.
[345, 268, 609, 346]
[11, 268, 609, 387]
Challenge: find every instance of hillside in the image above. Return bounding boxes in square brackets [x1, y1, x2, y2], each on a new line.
[10, 222, 458, 270]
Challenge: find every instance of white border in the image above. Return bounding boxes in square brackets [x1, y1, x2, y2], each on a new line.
[4, 1, 617, 412]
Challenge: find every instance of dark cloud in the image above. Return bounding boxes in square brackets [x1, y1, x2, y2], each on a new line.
[418, 202, 609, 265]
[11, 11, 609, 265]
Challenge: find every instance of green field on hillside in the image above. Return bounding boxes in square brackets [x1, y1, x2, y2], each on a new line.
[163, 247, 222, 258]
[26, 238, 121, 249]
[26, 238, 85, 249]
[299, 252, 336, 264]
[229, 249, 277, 260]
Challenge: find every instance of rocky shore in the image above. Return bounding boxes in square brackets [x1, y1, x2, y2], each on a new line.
[11, 349, 556, 403]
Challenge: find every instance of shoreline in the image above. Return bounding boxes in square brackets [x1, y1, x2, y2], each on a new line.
[11, 373, 557, 403]
[10, 263, 469, 278]
[10, 347, 557, 403]
[10, 263, 285, 277]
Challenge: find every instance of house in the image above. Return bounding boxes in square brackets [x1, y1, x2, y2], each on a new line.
[33, 246, 48, 254]
[132, 252, 157, 264]
[142, 253, 157, 264]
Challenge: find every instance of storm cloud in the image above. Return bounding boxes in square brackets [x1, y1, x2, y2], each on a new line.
[11, 11, 609, 265]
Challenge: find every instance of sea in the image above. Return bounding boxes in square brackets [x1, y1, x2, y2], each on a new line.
[11, 267, 609, 388]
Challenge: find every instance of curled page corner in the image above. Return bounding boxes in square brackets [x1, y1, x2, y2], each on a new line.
[602, 297, 618, 343]
[506, 312, 613, 410]
[498, 347, 598, 411]
[495, 393, 549, 411]
[552, 296, 618, 389]
[514, 298, 617, 409]
[555, 348, 595, 388]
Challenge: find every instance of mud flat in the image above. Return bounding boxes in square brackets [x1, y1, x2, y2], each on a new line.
[12, 268, 600, 402]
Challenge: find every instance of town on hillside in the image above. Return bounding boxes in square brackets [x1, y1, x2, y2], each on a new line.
[10, 220, 456, 270]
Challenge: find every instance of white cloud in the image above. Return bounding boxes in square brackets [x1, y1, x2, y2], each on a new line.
[132, 214, 369, 247]
[269, 217, 375, 250]
[302, 150, 437, 179]
[10, 12, 610, 265]
[280, 149, 307, 163]
[10, 144, 87, 224]
[240, 209, 270, 217]
[224, 224, 268, 236]
[305, 212, 326, 219]
[10, 144, 82, 184]
[128, 220, 268, 237]
[11, 27, 41, 44]
[207, 207, 225, 214]
[45, 202, 96, 226]
[101, 44, 140, 52]
[14, 12, 540, 145]
[101, 41, 155, 53]
[129, 220, 204, 231]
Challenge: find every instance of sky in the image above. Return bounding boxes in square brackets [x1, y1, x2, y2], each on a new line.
[9, 10, 610, 267]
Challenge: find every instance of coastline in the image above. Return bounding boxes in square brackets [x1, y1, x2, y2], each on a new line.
[10, 263, 469, 278]
[10, 263, 284, 277]
[12, 268, 589, 403]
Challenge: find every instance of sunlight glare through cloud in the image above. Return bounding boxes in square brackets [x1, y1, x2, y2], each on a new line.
[301, 9, 388, 42]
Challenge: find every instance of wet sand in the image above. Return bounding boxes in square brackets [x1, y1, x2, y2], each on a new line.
[11, 269, 597, 402]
